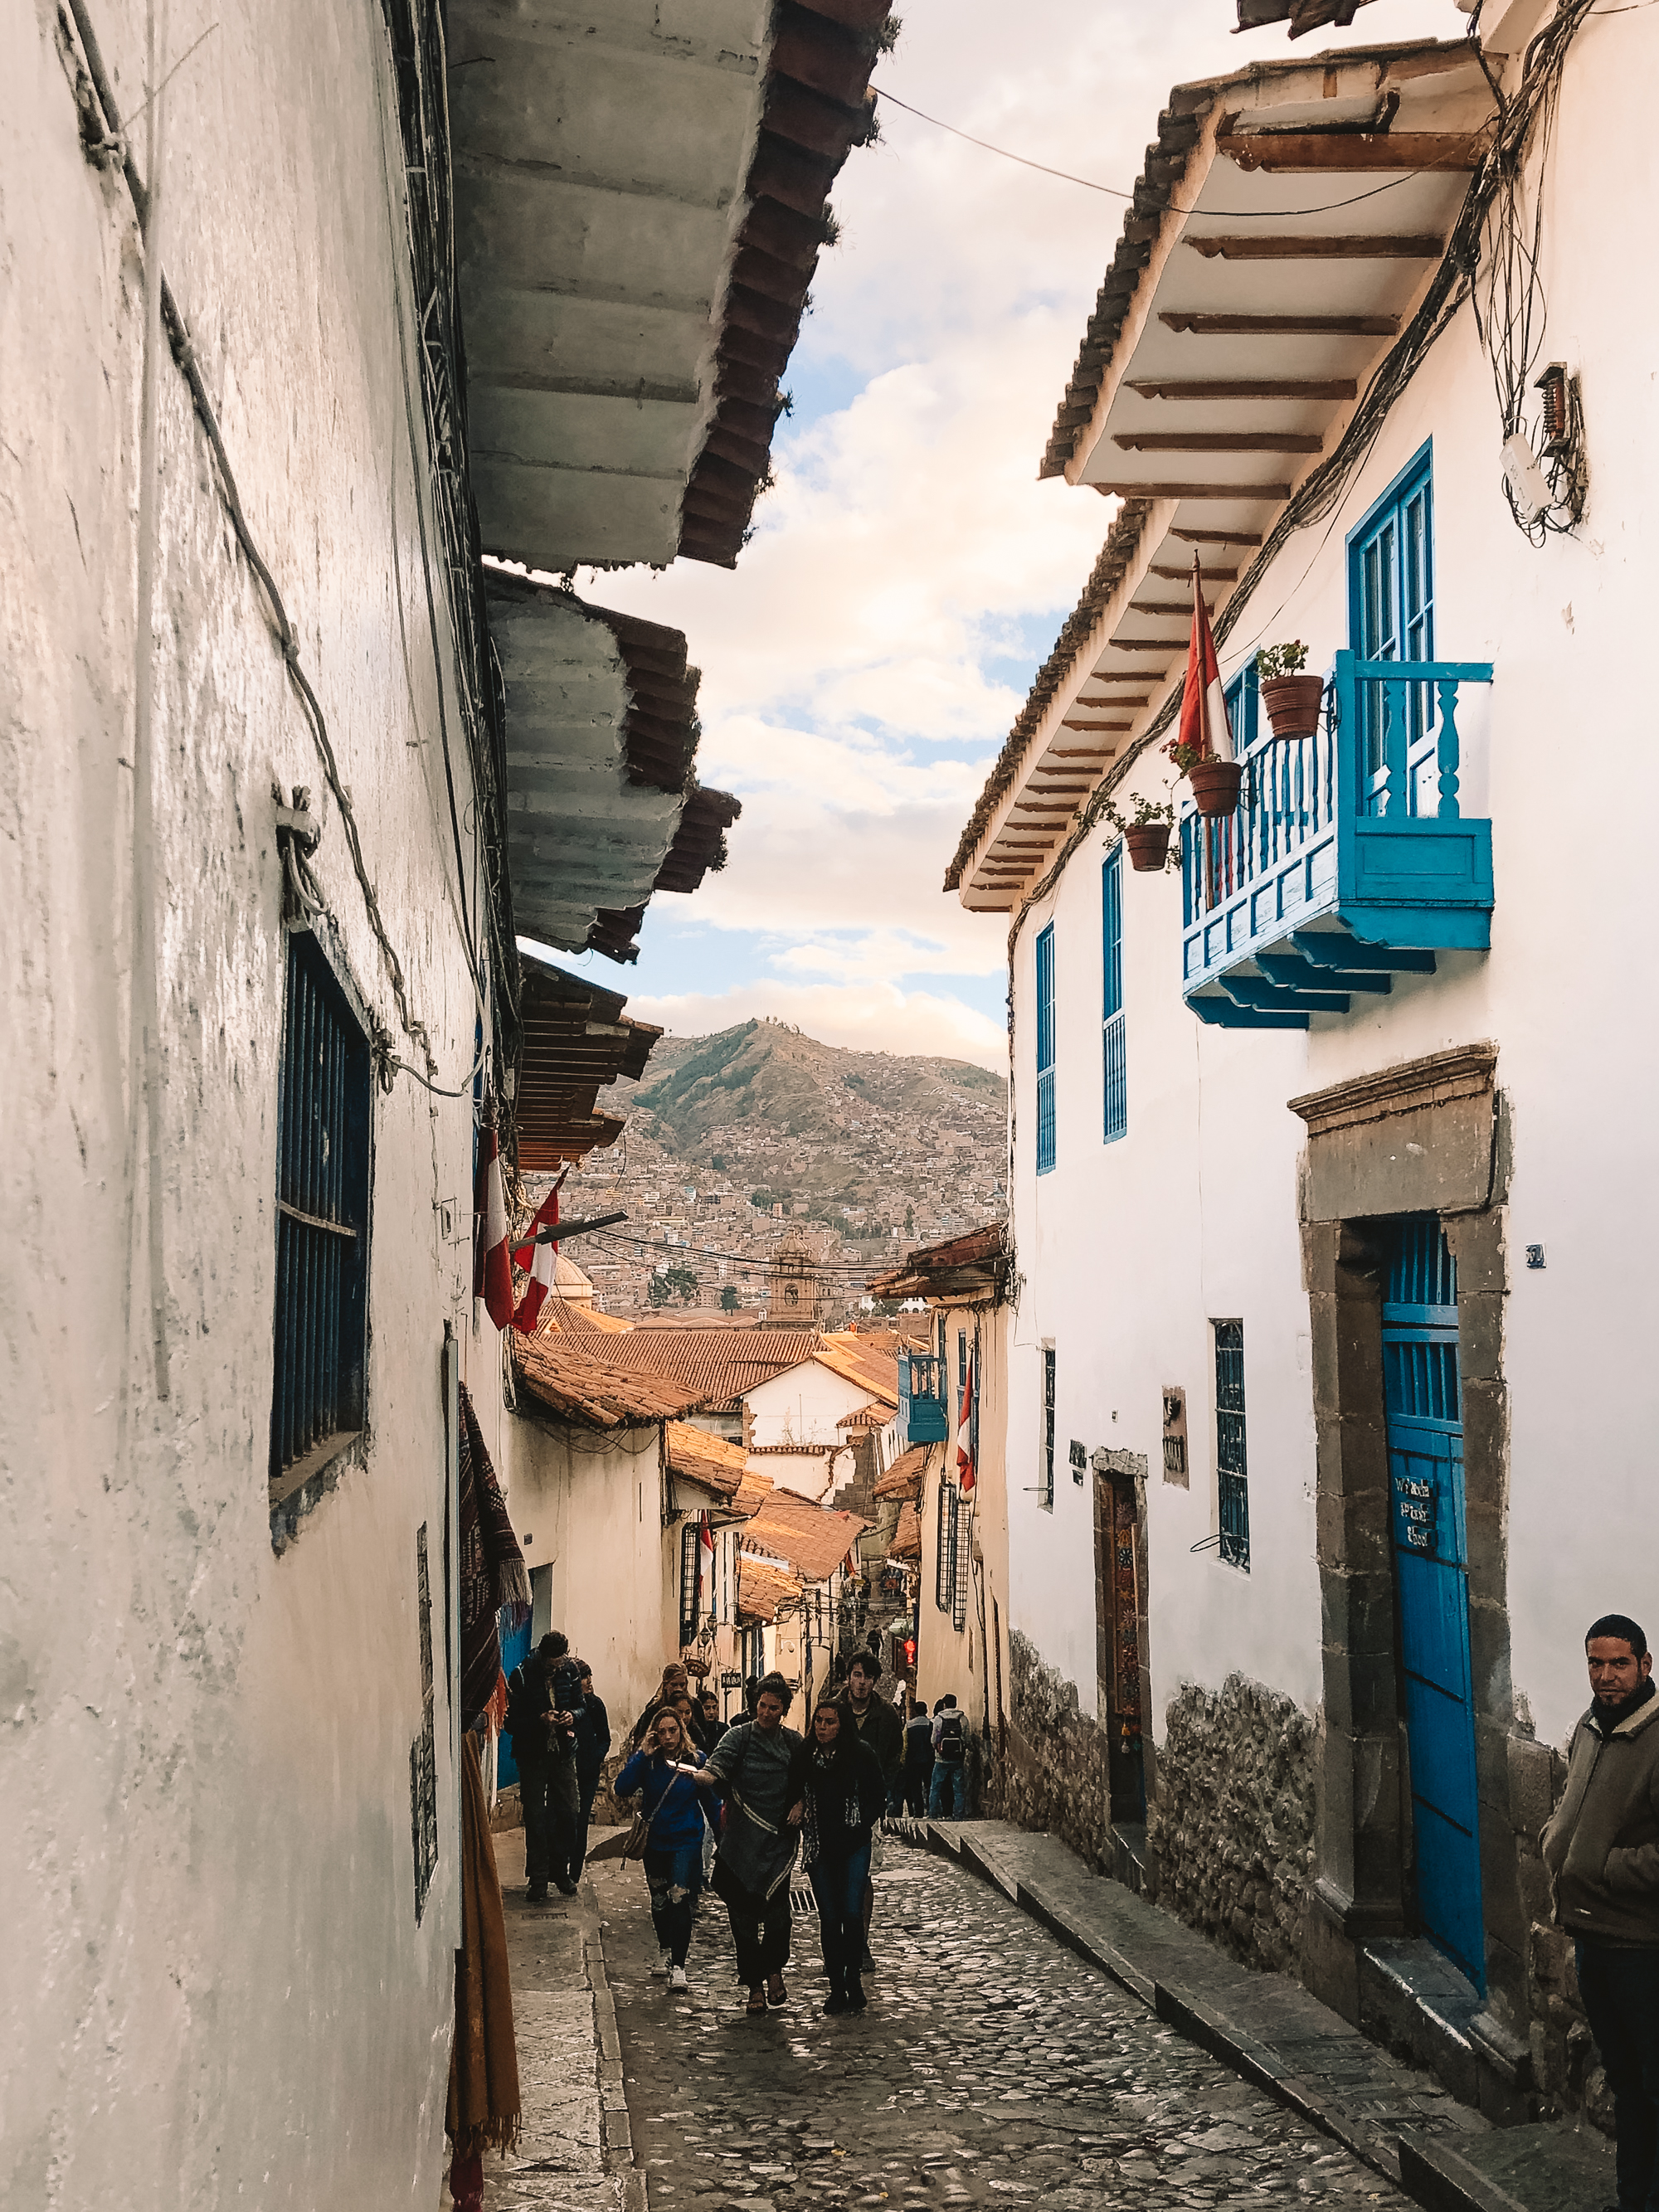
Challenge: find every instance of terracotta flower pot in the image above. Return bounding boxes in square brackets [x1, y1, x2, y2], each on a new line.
[1259, 673, 1325, 740]
[1186, 759, 1244, 819]
[1124, 823, 1172, 872]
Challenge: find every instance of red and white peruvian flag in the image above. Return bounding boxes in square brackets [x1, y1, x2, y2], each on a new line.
[1176, 554, 1236, 764]
[511, 1179, 564, 1335]
[473, 1118, 514, 1330]
[956, 1354, 976, 1495]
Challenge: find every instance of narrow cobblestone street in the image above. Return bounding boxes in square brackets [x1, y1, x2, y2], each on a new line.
[589, 1840, 1412, 2212]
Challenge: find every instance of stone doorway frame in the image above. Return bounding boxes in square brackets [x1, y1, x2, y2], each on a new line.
[1291, 1045, 1529, 2046]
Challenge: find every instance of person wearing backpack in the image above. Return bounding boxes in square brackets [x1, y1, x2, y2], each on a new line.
[507, 1631, 582, 1901]
[903, 1699, 935, 1817]
[928, 1694, 969, 1820]
[615, 1708, 708, 1991]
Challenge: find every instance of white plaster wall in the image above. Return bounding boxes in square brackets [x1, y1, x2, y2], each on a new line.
[507, 1417, 676, 1733]
[744, 1359, 874, 1447]
[916, 1302, 1012, 1733]
[1005, 11, 1659, 1759]
[1, 3, 496, 2200]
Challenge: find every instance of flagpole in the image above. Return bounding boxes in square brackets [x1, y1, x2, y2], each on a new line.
[1194, 554, 1219, 915]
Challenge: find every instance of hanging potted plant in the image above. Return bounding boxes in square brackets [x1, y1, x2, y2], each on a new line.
[1255, 641, 1325, 740]
[1166, 737, 1242, 819]
[1122, 795, 1175, 873]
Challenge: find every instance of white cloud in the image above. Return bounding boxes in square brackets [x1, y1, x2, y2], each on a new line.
[627, 982, 1008, 1070]
[570, 0, 1457, 1058]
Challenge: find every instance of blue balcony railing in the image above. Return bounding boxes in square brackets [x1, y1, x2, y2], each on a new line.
[1180, 652, 1494, 1028]
[898, 1353, 950, 1446]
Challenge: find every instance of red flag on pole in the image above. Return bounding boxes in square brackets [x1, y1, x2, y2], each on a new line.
[956, 1354, 976, 1494]
[696, 1512, 716, 1618]
[473, 1116, 514, 1330]
[1175, 554, 1236, 764]
[511, 1178, 564, 1334]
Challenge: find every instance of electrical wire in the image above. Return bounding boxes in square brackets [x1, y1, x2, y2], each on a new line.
[872, 82, 1442, 220]
[586, 1224, 925, 1280]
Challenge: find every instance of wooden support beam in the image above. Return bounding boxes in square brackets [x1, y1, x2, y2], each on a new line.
[1095, 481, 1293, 500]
[1214, 131, 1481, 174]
[1096, 639, 1180, 653]
[1082, 672, 1160, 683]
[1170, 527, 1262, 546]
[1130, 379, 1358, 403]
[1077, 696, 1148, 707]
[1114, 431, 1322, 454]
[1185, 233, 1443, 261]
[1152, 563, 1236, 581]
[1053, 747, 1116, 759]
[1131, 600, 1213, 618]
[1161, 311, 1399, 338]
[1063, 717, 1134, 731]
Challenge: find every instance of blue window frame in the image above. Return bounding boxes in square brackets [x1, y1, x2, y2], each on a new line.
[1034, 923, 1056, 1175]
[270, 927, 372, 1494]
[1348, 443, 1436, 814]
[1102, 848, 1126, 1144]
[1224, 663, 1259, 754]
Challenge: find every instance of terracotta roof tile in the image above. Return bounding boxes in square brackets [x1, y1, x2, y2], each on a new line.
[737, 1553, 804, 1624]
[572, 1326, 823, 1409]
[732, 1466, 776, 1518]
[743, 1492, 868, 1583]
[836, 1399, 891, 1430]
[514, 1336, 715, 1429]
[810, 1334, 900, 1407]
[872, 1443, 928, 1502]
[868, 1221, 1010, 1304]
[888, 1500, 922, 1560]
[664, 1420, 747, 1501]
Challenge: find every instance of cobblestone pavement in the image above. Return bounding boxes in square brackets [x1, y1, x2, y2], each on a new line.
[591, 1840, 1415, 2212]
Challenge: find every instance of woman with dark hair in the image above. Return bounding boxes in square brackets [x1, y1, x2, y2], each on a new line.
[615, 1708, 707, 1992]
[798, 1699, 887, 2014]
[691, 1670, 805, 2015]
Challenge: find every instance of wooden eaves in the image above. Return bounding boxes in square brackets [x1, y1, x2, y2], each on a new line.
[946, 36, 1495, 912]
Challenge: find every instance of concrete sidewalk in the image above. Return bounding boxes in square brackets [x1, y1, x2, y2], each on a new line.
[465, 1826, 640, 2212]
[898, 1818, 1613, 2212]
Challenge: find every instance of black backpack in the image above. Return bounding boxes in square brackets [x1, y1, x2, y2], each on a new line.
[505, 1661, 540, 1746]
[936, 1709, 966, 1762]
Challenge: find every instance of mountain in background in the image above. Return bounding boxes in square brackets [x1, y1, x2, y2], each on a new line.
[572, 1020, 1008, 1312]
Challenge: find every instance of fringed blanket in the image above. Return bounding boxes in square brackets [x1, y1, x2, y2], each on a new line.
[447, 1730, 520, 2164]
[458, 1383, 530, 1727]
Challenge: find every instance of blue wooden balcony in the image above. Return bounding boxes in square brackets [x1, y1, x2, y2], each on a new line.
[1180, 652, 1494, 1028]
[898, 1353, 950, 1446]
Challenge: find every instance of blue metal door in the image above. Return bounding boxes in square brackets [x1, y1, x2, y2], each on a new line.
[1384, 1218, 1484, 1989]
[494, 1611, 533, 1789]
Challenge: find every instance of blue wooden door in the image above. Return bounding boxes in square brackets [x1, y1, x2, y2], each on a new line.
[1384, 1218, 1484, 1989]
[494, 1611, 533, 1789]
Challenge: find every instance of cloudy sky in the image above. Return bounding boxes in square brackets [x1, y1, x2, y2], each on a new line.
[542, 0, 1454, 1068]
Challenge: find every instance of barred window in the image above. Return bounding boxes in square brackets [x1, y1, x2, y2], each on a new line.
[1040, 1348, 1057, 1511]
[1214, 1320, 1250, 1571]
[270, 927, 372, 1500]
[679, 1522, 701, 1646]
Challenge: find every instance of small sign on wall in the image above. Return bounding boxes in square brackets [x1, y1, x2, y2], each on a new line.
[1068, 1438, 1087, 1485]
[1161, 1387, 1189, 1487]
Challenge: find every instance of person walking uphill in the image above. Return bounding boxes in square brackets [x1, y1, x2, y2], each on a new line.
[799, 1699, 887, 2014]
[836, 1651, 904, 1972]
[929, 1694, 969, 1820]
[691, 1671, 804, 2015]
[1542, 1614, 1659, 2212]
[615, 1709, 707, 1993]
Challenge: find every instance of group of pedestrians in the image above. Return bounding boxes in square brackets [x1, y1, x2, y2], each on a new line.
[899, 1692, 969, 1819]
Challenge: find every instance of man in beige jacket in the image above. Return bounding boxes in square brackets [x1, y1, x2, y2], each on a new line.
[1541, 1615, 1659, 2212]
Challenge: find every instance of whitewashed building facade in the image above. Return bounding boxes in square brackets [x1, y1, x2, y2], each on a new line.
[947, 4, 1656, 2118]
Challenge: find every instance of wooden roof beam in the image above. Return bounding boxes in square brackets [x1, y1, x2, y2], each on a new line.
[1151, 563, 1235, 581]
[1214, 131, 1481, 173]
[1161, 312, 1399, 338]
[1114, 431, 1321, 454]
[1131, 379, 1357, 403]
[1082, 672, 1160, 683]
[1185, 233, 1443, 261]
[1171, 527, 1262, 546]
[1094, 482, 1293, 500]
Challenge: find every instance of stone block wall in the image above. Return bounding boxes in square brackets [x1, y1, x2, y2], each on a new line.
[1004, 1631, 1111, 1869]
[1514, 1735, 1613, 2130]
[1149, 1674, 1316, 1976]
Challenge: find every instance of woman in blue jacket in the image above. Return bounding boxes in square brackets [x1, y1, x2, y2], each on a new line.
[615, 1707, 708, 1991]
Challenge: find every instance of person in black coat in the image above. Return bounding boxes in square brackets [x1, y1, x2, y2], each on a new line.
[796, 1699, 887, 2014]
[570, 1662, 611, 1881]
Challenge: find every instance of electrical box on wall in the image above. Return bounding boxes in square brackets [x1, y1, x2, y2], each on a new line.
[1068, 1439, 1087, 1485]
